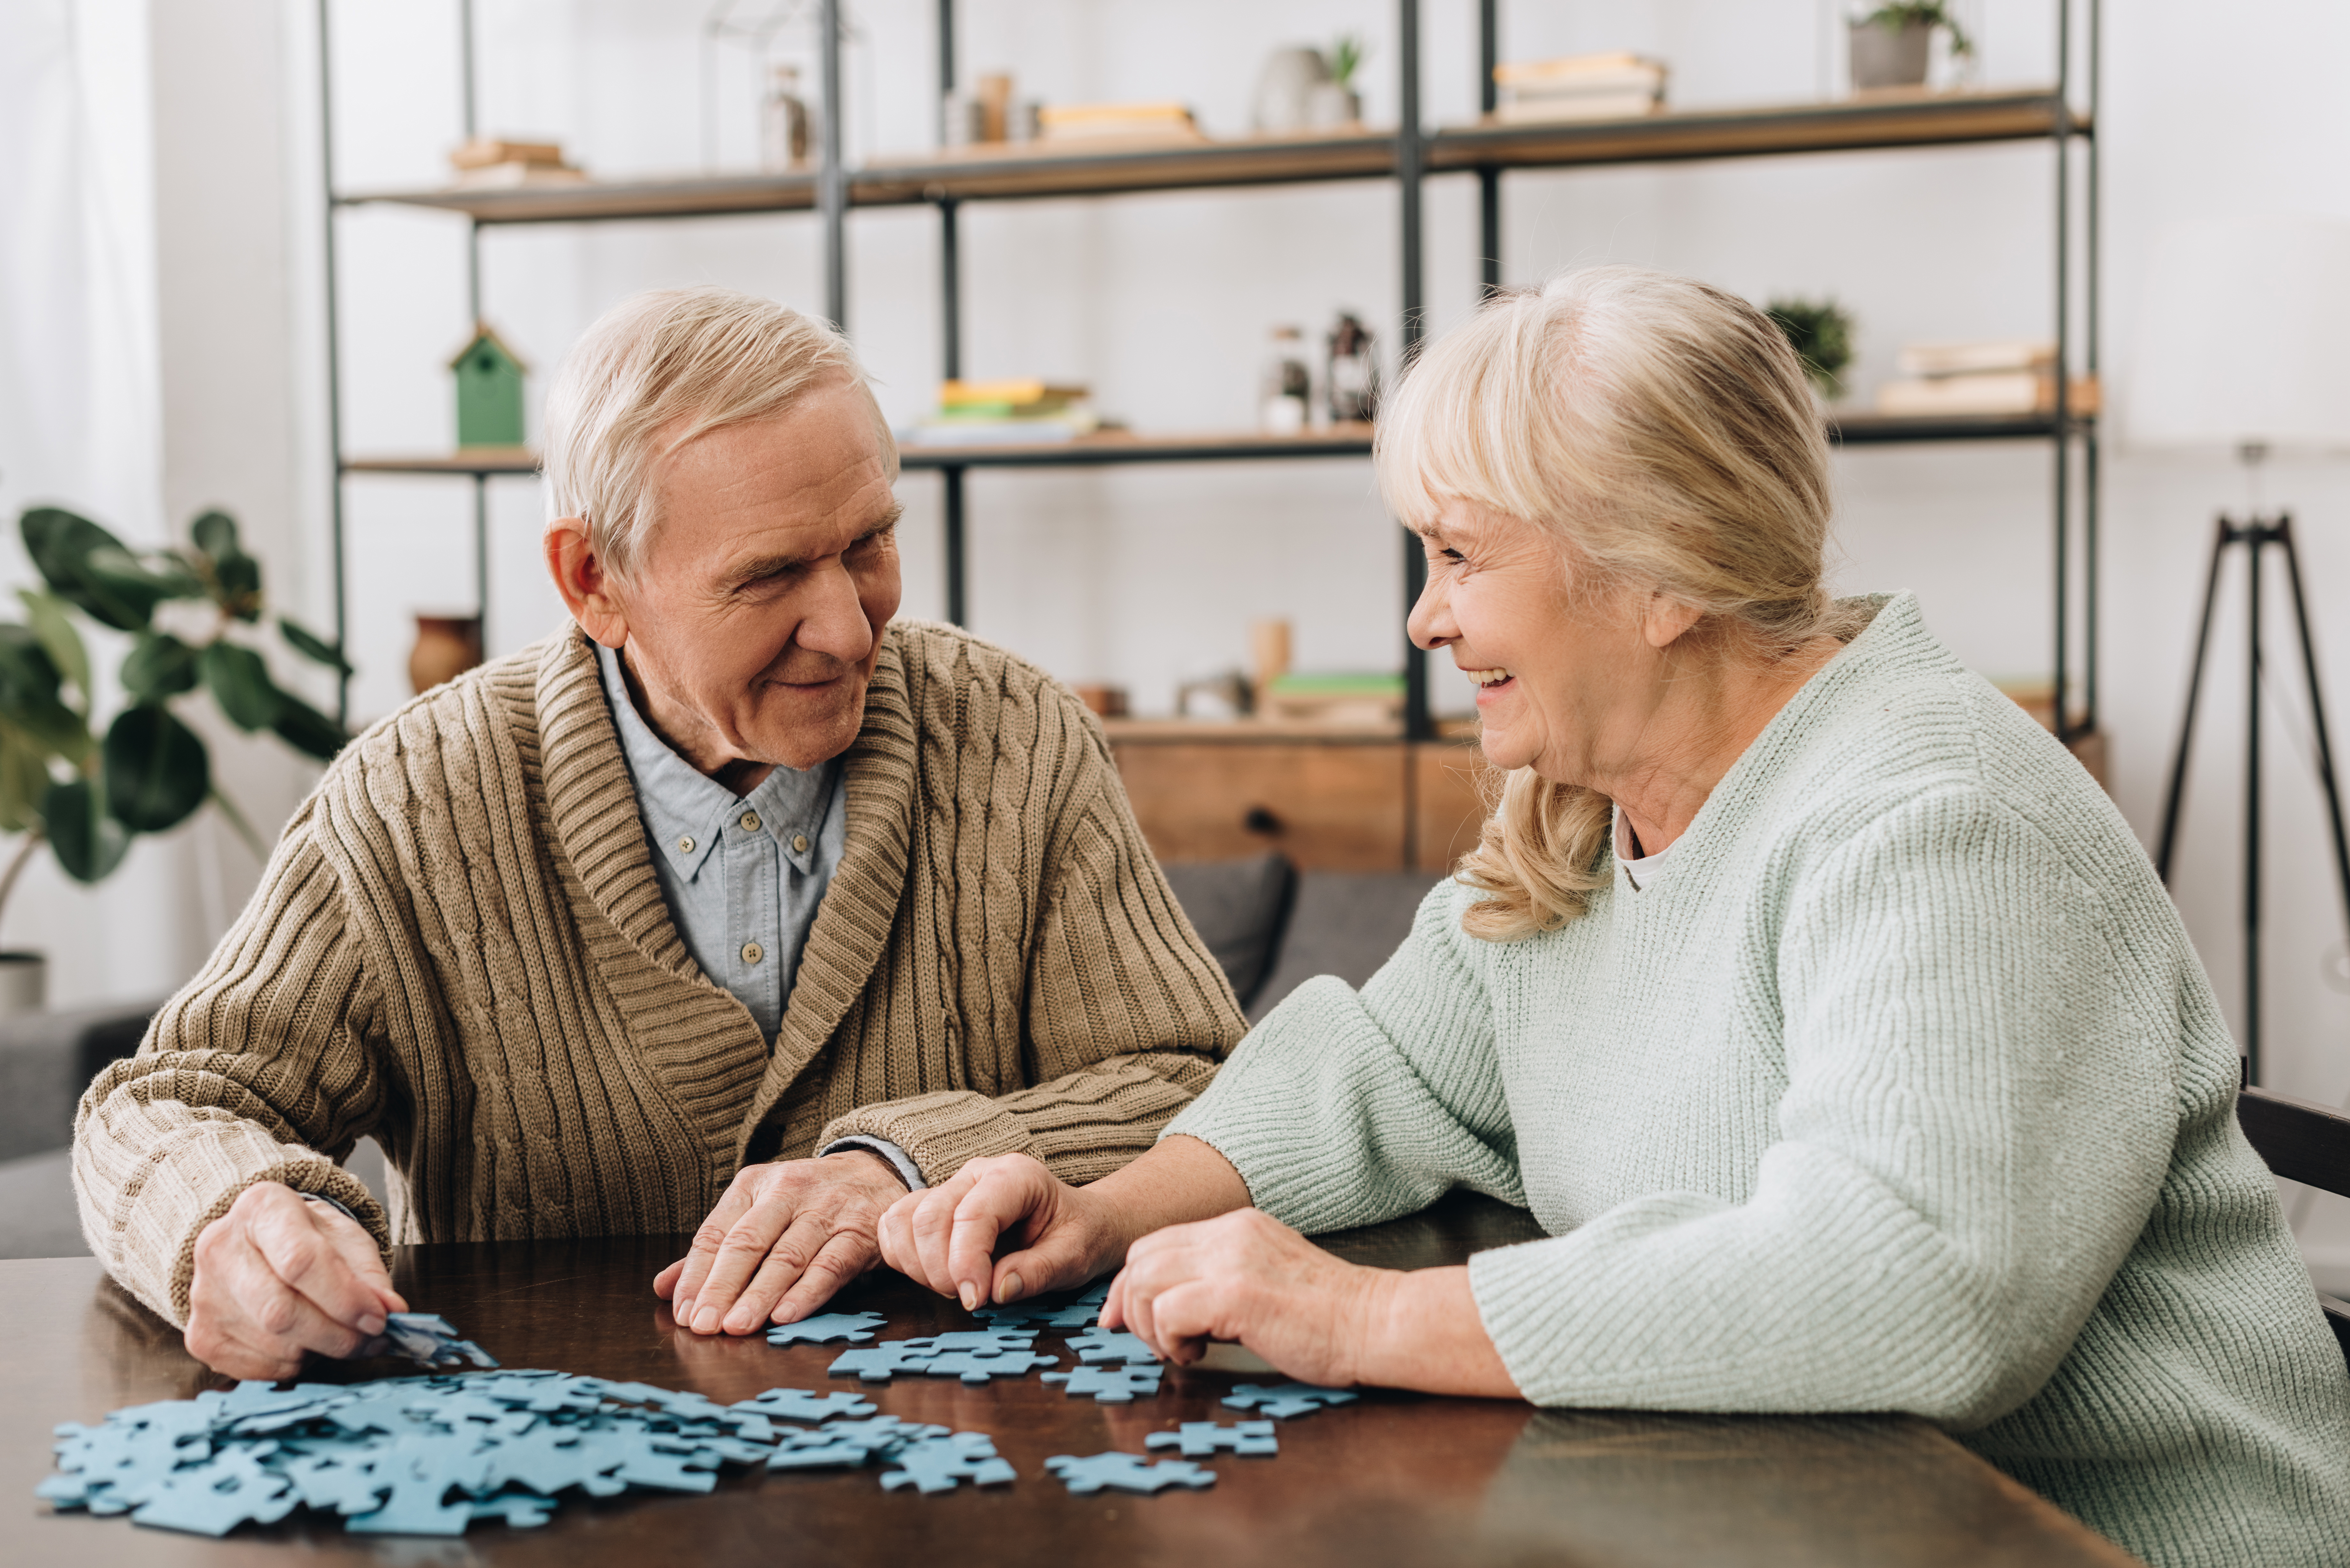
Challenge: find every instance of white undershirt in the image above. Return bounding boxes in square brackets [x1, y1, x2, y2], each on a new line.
[1616, 810, 1674, 891]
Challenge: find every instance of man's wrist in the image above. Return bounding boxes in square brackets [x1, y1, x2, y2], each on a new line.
[823, 1146, 913, 1193]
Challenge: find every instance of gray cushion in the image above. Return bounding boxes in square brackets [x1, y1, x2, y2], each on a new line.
[0, 1001, 160, 1162]
[1160, 854, 1298, 1011]
[1247, 870, 1445, 1022]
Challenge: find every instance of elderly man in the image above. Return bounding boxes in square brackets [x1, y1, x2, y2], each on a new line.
[73, 286, 1244, 1379]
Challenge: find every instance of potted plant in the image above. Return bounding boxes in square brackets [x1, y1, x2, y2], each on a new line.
[1309, 35, 1367, 128]
[1849, 2, 1974, 93]
[1765, 298, 1857, 404]
[0, 506, 349, 1012]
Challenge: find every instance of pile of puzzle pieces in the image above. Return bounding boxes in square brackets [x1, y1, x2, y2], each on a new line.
[36, 1372, 1013, 1537]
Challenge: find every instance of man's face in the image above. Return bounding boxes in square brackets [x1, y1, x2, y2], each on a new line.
[601, 380, 903, 779]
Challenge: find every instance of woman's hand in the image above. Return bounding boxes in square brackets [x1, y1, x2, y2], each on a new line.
[1105, 1208, 1524, 1399]
[1103, 1208, 1391, 1387]
[877, 1153, 1117, 1309]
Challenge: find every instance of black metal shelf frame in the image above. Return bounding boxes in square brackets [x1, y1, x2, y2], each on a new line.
[316, 0, 2101, 741]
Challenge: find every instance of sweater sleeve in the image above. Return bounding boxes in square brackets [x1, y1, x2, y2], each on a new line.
[71, 802, 393, 1328]
[1164, 878, 1525, 1231]
[1467, 787, 2176, 1429]
[816, 716, 1247, 1185]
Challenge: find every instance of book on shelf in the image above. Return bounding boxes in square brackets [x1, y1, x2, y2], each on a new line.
[904, 378, 1100, 446]
[1894, 339, 2056, 378]
[446, 135, 588, 190]
[1492, 52, 1667, 123]
[1036, 102, 1205, 144]
[1874, 370, 2099, 417]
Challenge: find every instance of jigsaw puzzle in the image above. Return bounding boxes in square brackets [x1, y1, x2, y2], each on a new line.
[1144, 1420, 1278, 1458]
[1065, 1327, 1159, 1366]
[375, 1313, 499, 1371]
[1040, 1365, 1164, 1403]
[762, 1311, 889, 1347]
[1043, 1451, 1216, 1495]
[36, 1371, 993, 1538]
[1219, 1381, 1359, 1419]
[972, 1278, 1111, 1331]
[827, 1336, 1058, 1385]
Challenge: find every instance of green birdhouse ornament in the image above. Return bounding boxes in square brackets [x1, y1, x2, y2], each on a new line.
[450, 324, 528, 450]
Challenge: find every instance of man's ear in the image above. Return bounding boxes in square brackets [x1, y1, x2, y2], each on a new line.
[1641, 592, 1706, 651]
[545, 517, 630, 649]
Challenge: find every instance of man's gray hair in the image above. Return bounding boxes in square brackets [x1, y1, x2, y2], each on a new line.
[541, 286, 897, 577]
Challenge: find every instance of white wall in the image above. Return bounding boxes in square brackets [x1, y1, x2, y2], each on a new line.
[89, 0, 2350, 1263]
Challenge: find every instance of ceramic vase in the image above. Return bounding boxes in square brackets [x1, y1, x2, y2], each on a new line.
[1253, 46, 1330, 134]
[0, 951, 48, 1019]
[1849, 19, 1932, 91]
[410, 614, 483, 695]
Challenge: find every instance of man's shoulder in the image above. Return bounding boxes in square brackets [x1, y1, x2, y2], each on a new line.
[884, 619, 1101, 741]
[318, 634, 562, 809]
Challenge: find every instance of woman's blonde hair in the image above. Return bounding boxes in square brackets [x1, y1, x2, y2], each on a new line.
[1374, 266, 1866, 942]
[541, 285, 896, 578]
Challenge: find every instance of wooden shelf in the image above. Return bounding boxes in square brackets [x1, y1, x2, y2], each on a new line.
[896, 425, 1375, 468]
[341, 88, 2078, 225]
[342, 411, 2086, 482]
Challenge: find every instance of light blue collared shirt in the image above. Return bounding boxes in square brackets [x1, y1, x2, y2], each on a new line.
[594, 642, 925, 1190]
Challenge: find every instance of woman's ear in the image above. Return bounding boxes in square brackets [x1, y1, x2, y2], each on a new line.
[544, 518, 630, 648]
[1641, 592, 1706, 650]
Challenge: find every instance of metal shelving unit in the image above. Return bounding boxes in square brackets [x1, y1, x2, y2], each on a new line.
[318, 1, 2100, 743]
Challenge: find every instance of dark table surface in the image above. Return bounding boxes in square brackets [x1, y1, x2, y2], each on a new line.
[7, 1192, 2139, 1567]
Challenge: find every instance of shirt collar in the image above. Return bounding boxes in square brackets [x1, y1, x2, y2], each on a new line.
[594, 640, 838, 877]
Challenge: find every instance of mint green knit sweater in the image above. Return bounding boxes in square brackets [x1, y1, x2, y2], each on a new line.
[1168, 594, 2350, 1567]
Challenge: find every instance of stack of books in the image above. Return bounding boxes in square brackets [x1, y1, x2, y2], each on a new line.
[1035, 102, 1205, 145]
[1257, 672, 1405, 727]
[1492, 53, 1668, 124]
[1875, 340, 2098, 417]
[902, 380, 1100, 446]
[447, 137, 588, 190]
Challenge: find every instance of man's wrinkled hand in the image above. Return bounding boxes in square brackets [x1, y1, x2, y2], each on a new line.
[654, 1152, 906, 1336]
[185, 1181, 405, 1382]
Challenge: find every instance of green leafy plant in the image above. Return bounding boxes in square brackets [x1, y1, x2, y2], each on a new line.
[0, 506, 350, 919]
[1859, 1, 1974, 59]
[1765, 298, 1857, 401]
[1328, 34, 1366, 90]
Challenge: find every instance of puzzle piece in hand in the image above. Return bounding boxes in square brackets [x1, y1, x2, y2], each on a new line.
[734, 1387, 876, 1424]
[763, 1310, 888, 1347]
[1221, 1381, 1359, 1419]
[909, 1349, 1060, 1385]
[1041, 1364, 1164, 1403]
[1043, 1451, 1216, 1495]
[379, 1312, 500, 1370]
[877, 1432, 1017, 1496]
[1145, 1420, 1278, 1458]
[1066, 1327, 1159, 1366]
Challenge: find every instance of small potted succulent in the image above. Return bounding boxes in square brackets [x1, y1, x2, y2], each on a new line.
[1849, 2, 1974, 92]
[1765, 298, 1857, 404]
[1309, 35, 1366, 128]
[0, 506, 349, 1012]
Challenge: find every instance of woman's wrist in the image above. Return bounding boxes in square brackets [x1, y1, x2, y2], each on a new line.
[1346, 1264, 1520, 1397]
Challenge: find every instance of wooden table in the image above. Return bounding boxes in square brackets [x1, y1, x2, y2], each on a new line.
[7, 1193, 2138, 1567]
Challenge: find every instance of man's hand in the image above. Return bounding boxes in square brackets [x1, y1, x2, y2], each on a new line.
[876, 1152, 1114, 1310]
[654, 1152, 906, 1335]
[185, 1181, 405, 1382]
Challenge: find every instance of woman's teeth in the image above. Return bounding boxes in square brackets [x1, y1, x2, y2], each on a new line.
[1465, 668, 1512, 687]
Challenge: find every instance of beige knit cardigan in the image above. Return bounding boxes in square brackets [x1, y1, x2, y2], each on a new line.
[74, 620, 1245, 1325]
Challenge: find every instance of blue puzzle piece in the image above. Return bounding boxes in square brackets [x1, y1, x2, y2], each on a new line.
[900, 1329, 1038, 1355]
[911, 1349, 1059, 1385]
[129, 1448, 299, 1537]
[826, 1340, 943, 1382]
[1044, 1451, 1215, 1495]
[1146, 1420, 1278, 1458]
[1220, 1381, 1359, 1419]
[763, 1310, 888, 1347]
[344, 1434, 492, 1535]
[766, 1415, 944, 1471]
[1041, 1364, 1163, 1403]
[1066, 1327, 1160, 1366]
[734, 1387, 876, 1424]
[878, 1433, 1017, 1496]
[468, 1490, 555, 1528]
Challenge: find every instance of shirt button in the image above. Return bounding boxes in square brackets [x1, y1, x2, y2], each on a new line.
[676, 836, 695, 855]
[739, 810, 762, 832]
[792, 833, 810, 854]
[741, 941, 764, 965]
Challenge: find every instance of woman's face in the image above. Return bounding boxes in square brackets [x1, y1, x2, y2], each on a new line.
[1407, 501, 1680, 782]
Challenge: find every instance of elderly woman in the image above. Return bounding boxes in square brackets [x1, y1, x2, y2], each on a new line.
[878, 269, 2350, 1566]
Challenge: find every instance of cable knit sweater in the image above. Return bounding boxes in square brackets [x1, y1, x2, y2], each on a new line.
[1169, 593, 2350, 1568]
[76, 620, 1244, 1326]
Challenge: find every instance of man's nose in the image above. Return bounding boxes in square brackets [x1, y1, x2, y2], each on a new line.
[794, 557, 875, 665]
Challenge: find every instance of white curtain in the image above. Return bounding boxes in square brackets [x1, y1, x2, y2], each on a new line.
[0, 0, 162, 542]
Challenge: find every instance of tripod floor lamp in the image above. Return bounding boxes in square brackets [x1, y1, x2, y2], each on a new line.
[2133, 214, 2350, 1087]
